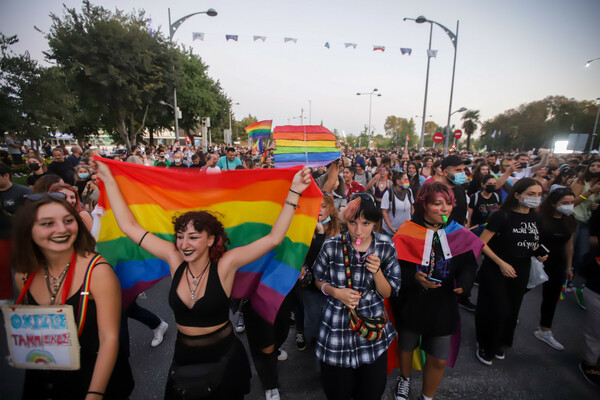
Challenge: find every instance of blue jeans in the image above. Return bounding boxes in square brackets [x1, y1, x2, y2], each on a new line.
[573, 222, 590, 275]
[301, 289, 326, 342]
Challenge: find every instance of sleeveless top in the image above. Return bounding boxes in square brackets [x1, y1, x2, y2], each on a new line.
[373, 180, 390, 200]
[169, 260, 230, 327]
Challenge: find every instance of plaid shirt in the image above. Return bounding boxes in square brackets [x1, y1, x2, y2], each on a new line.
[313, 232, 401, 368]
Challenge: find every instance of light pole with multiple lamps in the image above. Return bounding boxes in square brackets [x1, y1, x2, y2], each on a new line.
[167, 7, 217, 143]
[228, 102, 239, 145]
[585, 58, 600, 68]
[357, 89, 382, 143]
[405, 15, 459, 156]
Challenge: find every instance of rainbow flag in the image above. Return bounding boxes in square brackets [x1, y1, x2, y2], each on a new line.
[559, 280, 568, 301]
[94, 157, 322, 323]
[273, 125, 341, 168]
[393, 220, 484, 266]
[245, 120, 272, 140]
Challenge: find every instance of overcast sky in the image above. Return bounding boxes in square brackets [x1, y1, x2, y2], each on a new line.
[2, 0, 599, 138]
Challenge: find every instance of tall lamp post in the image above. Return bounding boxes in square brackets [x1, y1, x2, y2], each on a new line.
[168, 7, 217, 143]
[228, 102, 239, 145]
[405, 15, 460, 156]
[592, 97, 600, 151]
[585, 58, 600, 67]
[357, 89, 382, 143]
[450, 107, 467, 147]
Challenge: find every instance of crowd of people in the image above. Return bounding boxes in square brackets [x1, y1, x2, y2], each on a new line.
[1, 135, 600, 400]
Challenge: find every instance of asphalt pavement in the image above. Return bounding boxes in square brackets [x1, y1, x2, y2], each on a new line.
[2, 277, 599, 399]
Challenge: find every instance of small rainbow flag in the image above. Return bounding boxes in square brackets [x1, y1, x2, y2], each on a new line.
[245, 120, 272, 140]
[393, 220, 484, 266]
[559, 280, 568, 301]
[273, 125, 341, 168]
[94, 157, 322, 323]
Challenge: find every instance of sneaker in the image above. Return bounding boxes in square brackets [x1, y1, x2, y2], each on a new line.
[295, 332, 307, 351]
[458, 298, 476, 312]
[575, 288, 586, 310]
[394, 375, 410, 400]
[579, 361, 600, 388]
[277, 348, 288, 361]
[151, 321, 168, 347]
[235, 312, 245, 333]
[533, 328, 564, 351]
[265, 388, 281, 400]
[476, 345, 493, 366]
[566, 282, 576, 293]
[494, 349, 505, 360]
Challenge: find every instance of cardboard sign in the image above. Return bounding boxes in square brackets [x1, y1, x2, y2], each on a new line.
[2, 304, 80, 370]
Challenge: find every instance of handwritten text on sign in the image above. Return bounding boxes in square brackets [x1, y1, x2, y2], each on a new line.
[2, 305, 80, 370]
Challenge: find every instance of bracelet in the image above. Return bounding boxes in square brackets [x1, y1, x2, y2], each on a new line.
[375, 267, 381, 274]
[289, 188, 302, 197]
[580, 194, 588, 200]
[321, 282, 331, 296]
[138, 231, 149, 246]
[568, 267, 573, 271]
[284, 200, 299, 210]
[87, 392, 104, 397]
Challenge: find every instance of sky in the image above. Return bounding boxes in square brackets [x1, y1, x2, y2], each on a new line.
[1, 0, 599, 140]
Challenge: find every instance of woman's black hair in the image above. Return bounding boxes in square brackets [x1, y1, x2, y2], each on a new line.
[540, 188, 576, 233]
[480, 174, 496, 186]
[500, 177, 542, 211]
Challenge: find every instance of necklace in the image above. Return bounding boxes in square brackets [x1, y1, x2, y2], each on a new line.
[43, 262, 71, 305]
[185, 259, 211, 303]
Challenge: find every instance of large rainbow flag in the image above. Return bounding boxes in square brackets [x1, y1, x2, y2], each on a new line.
[273, 125, 341, 168]
[94, 157, 322, 323]
[245, 120, 273, 140]
[393, 220, 484, 266]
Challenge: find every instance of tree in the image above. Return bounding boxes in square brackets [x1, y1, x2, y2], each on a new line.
[45, 1, 178, 149]
[461, 109, 480, 150]
[384, 116, 416, 147]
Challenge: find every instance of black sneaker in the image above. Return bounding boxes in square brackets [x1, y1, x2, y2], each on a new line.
[579, 361, 600, 388]
[394, 375, 410, 400]
[295, 332, 307, 351]
[494, 349, 505, 360]
[476, 345, 493, 366]
[459, 298, 476, 312]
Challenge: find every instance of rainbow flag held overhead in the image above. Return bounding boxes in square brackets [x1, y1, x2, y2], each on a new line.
[273, 125, 341, 168]
[245, 120, 273, 140]
[93, 157, 322, 323]
[393, 220, 484, 266]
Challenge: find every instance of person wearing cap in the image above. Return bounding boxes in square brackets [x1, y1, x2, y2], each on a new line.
[440, 155, 469, 226]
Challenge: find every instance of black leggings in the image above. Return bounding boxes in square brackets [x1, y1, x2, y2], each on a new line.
[539, 261, 566, 328]
[320, 351, 388, 400]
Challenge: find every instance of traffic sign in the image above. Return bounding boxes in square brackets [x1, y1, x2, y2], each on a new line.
[433, 132, 444, 143]
[454, 129, 462, 139]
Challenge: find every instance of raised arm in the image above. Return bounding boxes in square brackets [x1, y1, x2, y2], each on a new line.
[530, 149, 549, 174]
[220, 167, 312, 272]
[93, 160, 181, 268]
[321, 161, 340, 194]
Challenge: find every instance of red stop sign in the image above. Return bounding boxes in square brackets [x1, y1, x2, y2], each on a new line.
[433, 132, 444, 143]
[454, 129, 462, 139]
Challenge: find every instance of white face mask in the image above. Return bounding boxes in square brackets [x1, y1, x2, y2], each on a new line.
[556, 204, 574, 216]
[520, 196, 541, 208]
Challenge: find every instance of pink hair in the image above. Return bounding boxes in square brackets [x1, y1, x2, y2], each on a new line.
[49, 183, 85, 212]
[414, 182, 455, 215]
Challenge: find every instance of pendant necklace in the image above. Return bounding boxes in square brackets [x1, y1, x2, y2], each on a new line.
[185, 259, 211, 303]
[43, 262, 71, 305]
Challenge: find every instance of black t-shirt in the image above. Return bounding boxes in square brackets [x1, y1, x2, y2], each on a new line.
[450, 184, 468, 225]
[188, 162, 206, 168]
[486, 209, 541, 260]
[48, 160, 75, 185]
[469, 191, 501, 226]
[27, 173, 46, 187]
[0, 183, 32, 238]
[171, 163, 188, 168]
[540, 217, 571, 268]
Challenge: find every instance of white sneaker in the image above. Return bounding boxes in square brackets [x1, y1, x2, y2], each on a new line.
[265, 388, 281, 400]
[277, 348, 288, 361]
[151, 321, 168, 347]
[533, 328, 564, 351]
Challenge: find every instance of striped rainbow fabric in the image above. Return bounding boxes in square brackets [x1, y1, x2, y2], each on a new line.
[393, 220, 484, 266]
[245, 120, 272, 140]
[273, 125, 341, 168]
[94, 157, 322, 323]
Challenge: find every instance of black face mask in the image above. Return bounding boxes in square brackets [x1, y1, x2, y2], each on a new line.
[28, 163, 41, 171]
[484, 184, 496, 193]
[591, 171, 600, 178]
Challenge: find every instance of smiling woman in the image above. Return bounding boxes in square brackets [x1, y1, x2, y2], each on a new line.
[11, 194, 133, 399]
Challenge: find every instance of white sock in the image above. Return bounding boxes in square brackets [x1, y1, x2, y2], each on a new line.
[422, 395, 433, 400]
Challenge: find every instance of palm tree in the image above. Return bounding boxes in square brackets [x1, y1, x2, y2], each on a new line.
[461, 109, 480, 150]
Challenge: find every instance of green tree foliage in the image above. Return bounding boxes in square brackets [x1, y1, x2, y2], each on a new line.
[384, 116, 417, 148]
[45, 1, 177, 148]
[461, 109, 480, 151]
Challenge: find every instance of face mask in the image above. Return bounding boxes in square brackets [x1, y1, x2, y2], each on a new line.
[591, 171, 600, 178]
[408, 172, 416, 177]
[402, 181, 410, 188]
[78, 173, 89, 179]
[321, 216, 331, 224]
[174, 158, 182, 163]
[448, 171, 466, 185]
[28, 163, 41, 171]
[556, 204, 574, 216]
[484, 184, 496, 193]
[520, 196, 541, 208]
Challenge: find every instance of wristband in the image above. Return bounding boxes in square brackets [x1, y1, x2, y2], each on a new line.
[580, 194, 588, 200]
[284, 200, 299, 210]
[289, 188, 302, 197]
[321, 282, 331, 296]
[87, 392, 104, 397]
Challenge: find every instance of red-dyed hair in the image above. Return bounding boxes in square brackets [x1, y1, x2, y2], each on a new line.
[49, 183, 85, 212]
[414, 182, 455, 215]
[172, 211, 230, 261]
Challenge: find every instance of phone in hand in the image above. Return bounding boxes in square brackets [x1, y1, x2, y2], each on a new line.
[534, 244, 550, 258]
[426, 276, 442, 283]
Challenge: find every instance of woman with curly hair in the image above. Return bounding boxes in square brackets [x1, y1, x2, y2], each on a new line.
[94, 160, 312, 400]
[49, 182, 93, 231]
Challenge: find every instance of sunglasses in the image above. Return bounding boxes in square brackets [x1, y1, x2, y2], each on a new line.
[24, 192, 67, 201]
[349, 192, 377, 207]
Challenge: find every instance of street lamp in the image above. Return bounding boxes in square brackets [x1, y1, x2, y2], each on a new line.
[450, 107, 467, 147]
[585, 58, 600, 67]
[592, 97, 600, 151]
[228, 102, 239, 145]
[405, 15, 460, 156]
[168, 7, 217, 143]
[357, 89, 382, 142]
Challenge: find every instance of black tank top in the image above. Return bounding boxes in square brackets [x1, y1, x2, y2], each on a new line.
[169, 260, 230, 327]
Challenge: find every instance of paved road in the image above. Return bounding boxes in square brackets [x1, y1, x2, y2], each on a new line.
[2, 277, 598, 399]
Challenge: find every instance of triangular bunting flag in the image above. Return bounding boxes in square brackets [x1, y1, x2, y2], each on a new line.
[325, 42, 330, 49]
[253, 35, 266, 42]
[226, 34, 239, 41]
[427, 49, 438, 58]
[192, 32, 204, 41]
[345, 43, 357, 49]
[400, 48, 412, 55]
[284, 37, 298, 43]
[373, 45, 385, 52]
